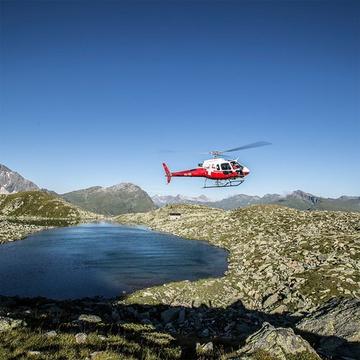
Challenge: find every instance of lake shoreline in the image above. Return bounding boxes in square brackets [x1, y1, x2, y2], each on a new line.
[0, 216, 109, 244]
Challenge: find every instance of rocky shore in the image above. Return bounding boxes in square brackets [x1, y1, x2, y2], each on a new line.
[0, 216, 99, 244]
[0, 218, 50, 244]
[117, 205, 360, 314]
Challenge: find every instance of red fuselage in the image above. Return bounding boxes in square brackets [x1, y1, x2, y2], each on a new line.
[171, 167, 249, 180]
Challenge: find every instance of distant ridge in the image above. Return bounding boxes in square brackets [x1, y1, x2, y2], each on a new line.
[152, 190, 360, 212]
[0, 164, 39, 194]
[62, 183, 155, 215]
[152, 194, 211, 207]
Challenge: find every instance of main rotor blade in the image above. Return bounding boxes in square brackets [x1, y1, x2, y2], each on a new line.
[222, 141, 271, 153]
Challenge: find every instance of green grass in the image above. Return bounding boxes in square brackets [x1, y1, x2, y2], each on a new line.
[0, 327, 182, 360]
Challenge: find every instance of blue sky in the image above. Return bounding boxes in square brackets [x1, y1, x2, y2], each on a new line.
[0, 0, 359, 199]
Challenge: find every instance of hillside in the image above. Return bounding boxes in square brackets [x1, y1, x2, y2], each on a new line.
[117, 204, 360, 313]
[0, 190, 93, 219]
[0, 164, 39, 194]
[0, 191, 98, 243]
[62, 183, 155, 215]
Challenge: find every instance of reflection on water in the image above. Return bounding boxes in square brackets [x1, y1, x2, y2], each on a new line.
[0, 222, 227, 299]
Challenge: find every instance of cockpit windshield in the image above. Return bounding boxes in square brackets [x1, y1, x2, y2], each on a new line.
[230, 161, 243, 171]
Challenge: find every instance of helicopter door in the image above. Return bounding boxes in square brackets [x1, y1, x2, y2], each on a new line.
[221, 163, 232, 175]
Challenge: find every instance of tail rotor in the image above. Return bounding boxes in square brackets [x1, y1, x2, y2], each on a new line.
[162, 163, 172, 184]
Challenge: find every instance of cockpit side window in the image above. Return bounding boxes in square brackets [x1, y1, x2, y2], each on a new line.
[221, 163, 231, 170]
[216, 164, 220, 171]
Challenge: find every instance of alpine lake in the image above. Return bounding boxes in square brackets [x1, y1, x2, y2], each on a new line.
[0, 222, 228, 299]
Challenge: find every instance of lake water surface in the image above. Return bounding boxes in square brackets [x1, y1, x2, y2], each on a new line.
[0, 223, 227, 299]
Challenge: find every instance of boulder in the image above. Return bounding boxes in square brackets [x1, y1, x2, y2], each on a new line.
[78, 314, 102, 323]
[0, 316, 23, 332]
[45, 330, 57, 338]
[75, 332, 87, 344]
[28, 351, 42, 356]
[233, 322, 320, 360]
[262, 293, 279, 309]
[196, 341, 213, 354]
[178, 308, 186, 323]
[160, 308, 179, 323]
[297, 297, 360, 358]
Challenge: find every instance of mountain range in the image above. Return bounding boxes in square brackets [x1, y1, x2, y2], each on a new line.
[152, 190, 360, 212]
[152, 194, 211, 207]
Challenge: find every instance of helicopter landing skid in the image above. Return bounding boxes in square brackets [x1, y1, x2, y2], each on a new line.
[203, 178, 245, 188]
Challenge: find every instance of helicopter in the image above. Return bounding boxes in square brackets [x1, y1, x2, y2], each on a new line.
[162, 141, 271, 188]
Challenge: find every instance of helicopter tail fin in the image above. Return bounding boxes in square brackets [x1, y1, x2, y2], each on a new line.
[162, 163, 172, 184]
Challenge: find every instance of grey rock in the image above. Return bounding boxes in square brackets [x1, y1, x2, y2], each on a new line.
[233, 322, 320, 360]
[161, 308, 179, 323]
[111, 309, 120, 321]
[90, 351, 105, 359]
[45, 330, 57, 338]
[196, 341, 213, 353]
[28, 351, 42, 356]
[178, 308, 186, 323]
[200, 328, 210, 337]
[78, 314, 102, 323]
[271, 304, 288, 314]
[262, 292, 279, 309]
[297, 297, 360, 358]
[75, 332, 87, 344]
[0, 316, 23, 332]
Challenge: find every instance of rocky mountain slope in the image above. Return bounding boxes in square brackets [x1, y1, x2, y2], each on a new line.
[154, 190, 360, 212]
[62, 183, 155, 216]
[0, 164, 39, 194]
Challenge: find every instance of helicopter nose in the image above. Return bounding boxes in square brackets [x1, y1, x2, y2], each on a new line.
[242, 166, 250, 176]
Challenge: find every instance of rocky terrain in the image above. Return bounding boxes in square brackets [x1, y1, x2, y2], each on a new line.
[115, 204, 360, 357]
[0, 293, 358, 359]
[62, 183, 156, 216]
[117, 204, 360, 312]
[0, 218, 51, 244]
[0, 164, 39, 194]
[153, 191, 360, 212]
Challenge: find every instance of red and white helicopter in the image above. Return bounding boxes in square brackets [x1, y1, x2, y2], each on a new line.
[162, 141, 271, 188]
